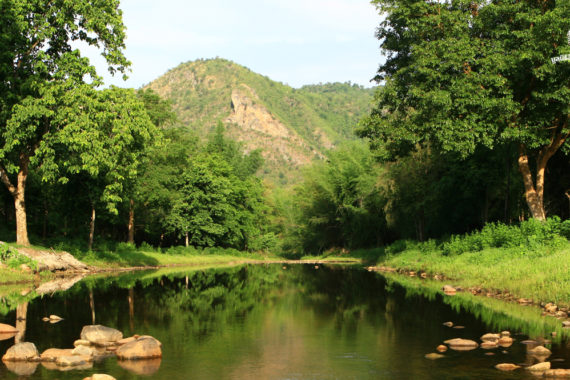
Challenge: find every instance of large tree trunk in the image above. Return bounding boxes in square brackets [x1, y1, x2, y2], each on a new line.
[0, 156, 31, 246]
[127, 198, 135, 244]
[14, 168, 30, 246]
[518, 145, 547, 220]
[88, 205, 96, 250]
[517, 124, 568, 221]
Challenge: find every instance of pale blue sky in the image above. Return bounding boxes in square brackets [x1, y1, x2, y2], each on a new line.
[87, 0, 382, 89]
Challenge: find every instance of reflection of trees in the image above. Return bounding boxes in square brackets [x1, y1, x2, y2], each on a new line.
[15, 302, 28, 343]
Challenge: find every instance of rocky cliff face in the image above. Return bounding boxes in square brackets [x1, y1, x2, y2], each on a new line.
[225, 86, 319, 166]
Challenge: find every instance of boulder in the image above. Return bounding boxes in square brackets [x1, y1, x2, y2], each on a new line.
[543, 369, 570, 377]
[40, 348, 73, 362]
[117, 337, 137, 345]
[0, 323, 18, 334]
[442, 321, 453, 327]
[80, 325, 123, 345]
[2, 342, 40, 362]
[444, 338, 479, 348]
[495, 363, 521, 371]
[481, 333, 500, 341]
[436, 345, 447, 352]
[563, 321, 570, 328]
[74, 339, 92, 347]
[424, 353, 445, 360]
[72, 345, 94, 357]
[116, 337, 162, 360]
[526, 362, 551, 372]
[498, 336, 514, 346]
[49, 315, 63, 321]
[500, 331, 511, 337]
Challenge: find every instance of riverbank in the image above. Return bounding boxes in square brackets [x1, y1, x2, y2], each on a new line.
[0, 242, 360, 286]
[359, 241, 570, 308]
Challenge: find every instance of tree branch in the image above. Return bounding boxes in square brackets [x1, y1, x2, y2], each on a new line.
[0, 165, 17, 196]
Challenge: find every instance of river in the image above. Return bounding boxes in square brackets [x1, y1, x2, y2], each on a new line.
[0, 264, 568, 379]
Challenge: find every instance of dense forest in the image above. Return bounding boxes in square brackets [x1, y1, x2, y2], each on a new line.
[0, 0, 568, 256]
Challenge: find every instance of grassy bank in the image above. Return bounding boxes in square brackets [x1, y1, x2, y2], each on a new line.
[358, 218, 570, 306]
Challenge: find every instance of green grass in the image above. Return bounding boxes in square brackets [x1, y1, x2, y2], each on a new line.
[373, 243, 570, 306]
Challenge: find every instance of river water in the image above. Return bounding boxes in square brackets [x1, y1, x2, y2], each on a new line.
[0, 264, 568, 379]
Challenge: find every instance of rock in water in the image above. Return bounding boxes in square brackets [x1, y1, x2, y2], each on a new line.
[0, 323, 18, 333]
[55, 355, 90, 366]
[443, 338, 479, 348]
[543, 369, 570, 377]
[80, 325, 123, 344]
[425, 353, 445, 360]
[2, 342, 40, 362]
[527, 362, 551, 372]
[495, 363, 521, 371]
[83, 375, 117, 380]
[436, 345, 447, 352]
[40, 348, 73, 362]
[480, 333, 500, 341]
[116, 337, 162, 360]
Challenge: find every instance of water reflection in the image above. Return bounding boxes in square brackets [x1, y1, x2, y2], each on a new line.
[0, 264, 567, 379]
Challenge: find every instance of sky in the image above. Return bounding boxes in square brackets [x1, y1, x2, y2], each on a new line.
[86, 0, 382, 89]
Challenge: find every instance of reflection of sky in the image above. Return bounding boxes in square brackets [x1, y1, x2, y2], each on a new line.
[80, 0, 382, 89]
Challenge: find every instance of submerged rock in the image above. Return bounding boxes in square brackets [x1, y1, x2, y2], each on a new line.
[116, 337, 162, 360]
[436, 345, 447, 352]
[80, 325, 123, 345]
[2, 342, 40, 362]
[495, 363, 520, 371]
[424, 353, 445, 360]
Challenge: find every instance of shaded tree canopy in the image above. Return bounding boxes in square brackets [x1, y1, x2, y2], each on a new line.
[358, 0, 569, 220]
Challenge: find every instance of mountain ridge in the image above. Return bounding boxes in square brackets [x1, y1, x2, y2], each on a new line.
[146, 58, 375, 183]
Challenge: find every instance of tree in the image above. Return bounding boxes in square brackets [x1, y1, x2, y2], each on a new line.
[0, 0, 129, 245]
[358, 0, 569, 220]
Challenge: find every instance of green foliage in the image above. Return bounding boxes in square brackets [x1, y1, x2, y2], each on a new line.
[442, 217, 569, 255]
[283, 142, 389, 254]
[360, 0, 569, 158]
[0, 244, 37, 270]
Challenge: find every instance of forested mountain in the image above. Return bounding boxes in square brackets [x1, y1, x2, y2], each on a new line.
[146, 58, 374, 183]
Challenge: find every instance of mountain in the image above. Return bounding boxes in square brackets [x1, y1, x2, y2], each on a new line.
[146, 58, 375, 184]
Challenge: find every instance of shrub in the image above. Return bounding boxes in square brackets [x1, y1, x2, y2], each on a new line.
[442, 217, 569, 255]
